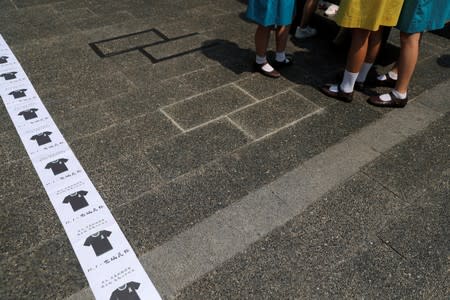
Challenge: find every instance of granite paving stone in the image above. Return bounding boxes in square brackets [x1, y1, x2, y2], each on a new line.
[236, 74, 295, 100]
[95, 30, 163, 56]
[362, 115, 449, 201]
[222, 102, 382, 192]
[0, 237, 86, 299]
[69, 11, 136, 31]
[179, 65, 241, 93]
[144, 119, 251, 181]
[0, 192, 63, 261]
[89, 153, 164, 209]
[229, 89, 320, 138]
[0, 130, 28, 163]
[113, 163, 248, 254]
[71, 110, 180, 172]
[163, 84, 256, 129]
[412, 54, 450, 92]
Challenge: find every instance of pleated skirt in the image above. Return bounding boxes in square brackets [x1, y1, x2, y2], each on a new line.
[396, 0, 450, 33]
[246, 0, 296, 27]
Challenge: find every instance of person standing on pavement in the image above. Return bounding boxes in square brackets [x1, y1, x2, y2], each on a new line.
[294, 0, 319, 39]
[320, 0, 404, 102]
[246, 0, 296, 78]
[369, 0, 450, 108]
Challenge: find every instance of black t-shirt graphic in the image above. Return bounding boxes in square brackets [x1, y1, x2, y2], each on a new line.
[0, 56, 8, 64]
[84, 230, 113, 256]
[0, 72, 17, 80]
[18, 108, 38, 120]
[9, 89, 27, 99]
[45, 158, 69, 175]
[31, 131, 52, 146]
[63, 190, 89, 211]
[110, 282, 141, 300]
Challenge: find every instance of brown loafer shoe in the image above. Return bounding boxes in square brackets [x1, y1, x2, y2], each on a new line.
[320, 83, 353, 103]
[254, 63, 280, 78]
[368, 92, 408, 108]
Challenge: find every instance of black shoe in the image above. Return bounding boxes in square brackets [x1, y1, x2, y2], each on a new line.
[320, 83, 353, 103]
[368, 92, 408, 108]
[271, 54, 293, 69]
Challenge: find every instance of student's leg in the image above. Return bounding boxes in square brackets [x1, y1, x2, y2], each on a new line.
[356, 28, 383, 84]
[255, 25, 271, 58]
[295, 0, 319, 39]
[368, 32, 420, 107]
[254, 25, 280, 77]
[395, 32, 421, 93]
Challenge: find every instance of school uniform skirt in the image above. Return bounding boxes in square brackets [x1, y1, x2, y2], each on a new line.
[335, 0, 404, 31]
[396, 0, 450, 33]
[246, 0, 296, 27]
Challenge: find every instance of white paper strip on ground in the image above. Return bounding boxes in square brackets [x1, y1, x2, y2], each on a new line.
[0, 34, 162, 300]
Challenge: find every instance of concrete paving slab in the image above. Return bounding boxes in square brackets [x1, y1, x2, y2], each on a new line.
[113, 163, 248, 254]
[235, 74, 294, 100]
[144, 119, 250, 181]
[179, 65, 241, 93]
[229, 89, 320, 139]
[163, 84, 256, 130]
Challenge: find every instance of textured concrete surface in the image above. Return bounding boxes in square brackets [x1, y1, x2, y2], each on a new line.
[0, 0, 449, 299]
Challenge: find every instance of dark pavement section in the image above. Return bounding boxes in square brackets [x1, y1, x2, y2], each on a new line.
[0, 0, 449, 299]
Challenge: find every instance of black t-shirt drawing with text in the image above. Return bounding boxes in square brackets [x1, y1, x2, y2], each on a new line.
[45, 158, 68, 175]
[18, 108, 38, 120]
[84, 230, 113, 256]
[9, 89, 27, 99]
[31, 131, 52, 146]
[110, 282, 141, 300]
[0, 56, 8, 64]
[0, 71, 17, 80]
[63, 190, 89, 211]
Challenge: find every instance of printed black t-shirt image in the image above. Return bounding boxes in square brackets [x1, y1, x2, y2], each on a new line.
[0, 71, 17, 80]
[45, 158, 69, 175]
[0, 56, 8, 64]
[9, 89, 27, 99]
[84, 230, 113, 256]
[110, 282, 141, 300]
[18, 108, 38, 120]
[63, 190, 89, 211]
[31, 131, 52, 146]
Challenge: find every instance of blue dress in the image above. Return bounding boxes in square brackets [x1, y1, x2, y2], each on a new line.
[246, 0, 296, 27]
[396, 0, 450, 33]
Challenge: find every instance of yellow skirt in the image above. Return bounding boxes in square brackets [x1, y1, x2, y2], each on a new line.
[335, 0, 404, 31]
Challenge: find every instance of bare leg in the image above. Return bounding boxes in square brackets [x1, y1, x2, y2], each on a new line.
[365, 28, 383, 64]
[255, 25, 271, 57]
[275, 25, 290, 52]
[300, 0, 319, 28]
[346, 28, 371, 72]
[395, 32, 421, 93]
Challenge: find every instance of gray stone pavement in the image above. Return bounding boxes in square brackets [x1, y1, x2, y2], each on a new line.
[0, 1, 449, 299]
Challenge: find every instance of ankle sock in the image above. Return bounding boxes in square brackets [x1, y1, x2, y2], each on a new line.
[379, 89, 407, 101]
[377, 70, 398, 81]
[275, 51, 286, 62]
[356, 62, 373, 83]
[340, 70, 358, 93]
[256, 55, 267, 65]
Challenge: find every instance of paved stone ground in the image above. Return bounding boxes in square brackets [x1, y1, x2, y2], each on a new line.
[0, 1, 449, 299]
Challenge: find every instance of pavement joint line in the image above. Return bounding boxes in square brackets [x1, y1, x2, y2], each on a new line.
[67, 94, 446, 300]
[231, 82, 259, 103]
[225, 116, 255, 141]
[159, 82, 235, 111]
[159, 108, 186, 133]
[288, 86, 324, 109]
[253, 107, 324, 142]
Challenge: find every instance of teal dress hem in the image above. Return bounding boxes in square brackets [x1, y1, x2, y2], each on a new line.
[396, 0, 450, 33]
[246, 0, 296, 27]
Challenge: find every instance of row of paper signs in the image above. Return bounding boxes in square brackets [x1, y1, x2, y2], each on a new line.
[0, 35, 161, 300]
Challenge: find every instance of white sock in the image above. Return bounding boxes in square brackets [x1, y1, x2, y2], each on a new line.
[377, 70, 398, 81]
[379, 89, 407, 101]
[275, 51, 286, 62]
[340, 70, 358, 93]
[356, 62, 373, 83]
[261, 63, 275, 72]
[256, 55, 267, 65]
